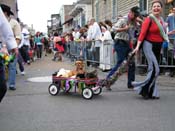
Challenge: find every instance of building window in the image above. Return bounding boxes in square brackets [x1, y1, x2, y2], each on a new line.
[81, 13, 85, 26]
[112, 0, 116, 20]
[139, 0, 147, 14]
[95, 0, 99, 22]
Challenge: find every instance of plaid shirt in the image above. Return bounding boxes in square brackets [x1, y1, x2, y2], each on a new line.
[113, 17, 130, 41]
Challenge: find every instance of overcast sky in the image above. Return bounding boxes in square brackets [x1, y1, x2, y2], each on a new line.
[17, 0, 77, 33]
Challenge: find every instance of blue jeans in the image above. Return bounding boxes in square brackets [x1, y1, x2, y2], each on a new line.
[106, 39, 134, 86]
[36, 45, 43, 58]
[18, 52, 24, 72]
[20, 45, 30, 63]
[8, 57, 17, 88]
[127, 58, 135, 87]
[0, 59, 7, 102]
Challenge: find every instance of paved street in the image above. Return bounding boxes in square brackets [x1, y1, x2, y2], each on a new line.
[0, 54, 175, 131]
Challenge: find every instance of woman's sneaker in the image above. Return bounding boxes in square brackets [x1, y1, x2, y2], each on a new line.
[21, 71, 25, 75]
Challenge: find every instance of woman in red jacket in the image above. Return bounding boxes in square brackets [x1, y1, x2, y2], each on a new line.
[52, 32, 64, 61]
[132, 0, 168, 99]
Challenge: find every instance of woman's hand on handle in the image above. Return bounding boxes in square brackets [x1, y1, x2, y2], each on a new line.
[133, 41, 142, 55]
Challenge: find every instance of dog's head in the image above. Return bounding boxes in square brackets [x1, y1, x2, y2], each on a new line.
[75, 60, 84, 71]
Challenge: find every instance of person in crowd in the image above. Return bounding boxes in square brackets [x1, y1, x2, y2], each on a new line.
[42, 35, 49, 56]
[79, 26, 88, 41]
[132, 0, 169, 99]
[65, 32, 73, 57]
[0, 6, 18, 101]
[29, 35, 35, 49]
[34, 32, 43, 59]
[106, 6, 141, 90]
[61, 35, 66, 54]
[104, 20, 115, 40]
[73, 26, 82, 59]
[86, 21, 94, 66]
[87, 18, 102, 67]
[79, 26, 88, 59]
[166, 7, 175, 59]
[52, 32, 64, 61]
[99, 23, 113, 71]
[16, 17, 25, 75]
[21, 24, 31, 64]
[1, 4, 21, 90]
[29, 34, 35, 60]
[17, 49, 25, 75]
[72, 28, 76, 40]
[74, 26, 81, 41]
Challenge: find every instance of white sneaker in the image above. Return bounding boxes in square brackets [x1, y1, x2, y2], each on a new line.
[27, 60, 30, 65]
[21, 71, 26, 75]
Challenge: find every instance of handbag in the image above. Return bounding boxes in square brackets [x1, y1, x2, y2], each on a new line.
[162, 41, 168, 48]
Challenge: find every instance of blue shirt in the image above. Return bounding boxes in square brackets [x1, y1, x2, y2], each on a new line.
[166, 15, 175, 39]
[34, 36, 42, 45]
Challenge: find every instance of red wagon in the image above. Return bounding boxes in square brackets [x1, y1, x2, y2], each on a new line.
[48, 72, 103, 100]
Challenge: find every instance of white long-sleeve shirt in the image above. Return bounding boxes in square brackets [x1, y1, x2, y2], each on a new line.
[21, 28, 30, 46]
[18, 34, 24, 48]
[87, 25, 93, 40]
[100, 30, 112, 41]
[91, 22, 102, 40]
[0, 8, 17, 50]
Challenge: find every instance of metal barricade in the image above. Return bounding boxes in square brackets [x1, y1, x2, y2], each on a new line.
[66, 40, 115, 69]
[83, 40, 115, 70]
[69, 41, 82, 61]
[98, 40, 114, 70]
[135, 47, 175, 68]
[67, 39, 175, 75]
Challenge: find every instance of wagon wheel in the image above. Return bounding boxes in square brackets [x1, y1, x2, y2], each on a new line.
[93, 87, 102, 95]
[82, 88, 93, 100]
[48, 84, 60, 96]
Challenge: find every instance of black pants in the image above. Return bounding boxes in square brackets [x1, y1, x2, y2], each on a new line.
[37, 45, 43, 58]
[127, 58, 135, 87]
[20, 45, 30, 63]
[0, 60, 7, 102]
